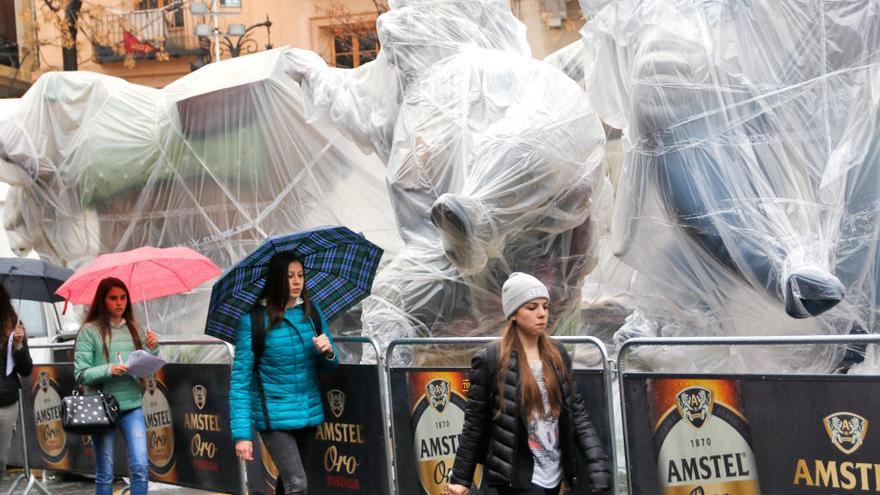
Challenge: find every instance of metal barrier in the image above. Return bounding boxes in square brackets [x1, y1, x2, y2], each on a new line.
[6, 342, 73, 495]
[9, 339, 243, 495]
[328, 335, 393, 495]
[150, 339, 241, 495]
[385, 336, 618, 495]
[5, 390, 50, 495]
[239, 334, 391, 494]
[616, 334, 880, 494]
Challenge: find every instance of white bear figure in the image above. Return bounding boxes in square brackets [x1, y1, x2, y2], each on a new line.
[287, 0, 607, 363]
[0, 49, 400, 341]
[582, 0, 880, 372]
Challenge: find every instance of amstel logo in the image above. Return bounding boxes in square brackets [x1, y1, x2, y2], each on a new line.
[425, 379, 450, 413]
[192, 384, 207, 411]
[676, 386, 714, 429]
[824, 412, 868, 455]
[327, 389, 345, 419]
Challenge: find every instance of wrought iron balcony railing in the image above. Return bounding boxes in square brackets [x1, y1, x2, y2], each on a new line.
[90, 2, 205, 63]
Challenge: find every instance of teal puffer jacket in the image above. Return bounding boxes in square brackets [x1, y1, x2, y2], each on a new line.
[229, 304, 338, 441]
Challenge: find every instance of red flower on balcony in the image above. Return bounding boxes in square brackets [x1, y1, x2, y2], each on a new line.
[122, 30, 157, 54]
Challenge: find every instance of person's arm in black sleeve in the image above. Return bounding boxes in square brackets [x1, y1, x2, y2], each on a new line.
[14, 341, 33, 377]
[449, 347, 492, 487]
[561, 345, 611, 492]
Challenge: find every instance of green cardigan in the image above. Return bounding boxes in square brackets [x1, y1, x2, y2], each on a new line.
[73, 321, 160, 411]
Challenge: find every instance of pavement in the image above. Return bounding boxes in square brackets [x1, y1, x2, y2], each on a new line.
[1, 468, 225, 495]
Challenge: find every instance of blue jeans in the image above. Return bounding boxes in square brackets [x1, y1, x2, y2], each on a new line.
[93, 408, 149, 495]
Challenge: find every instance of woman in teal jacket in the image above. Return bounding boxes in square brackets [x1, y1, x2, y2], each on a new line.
[74, 277, 160, 495]
[229, 254, 338, 495]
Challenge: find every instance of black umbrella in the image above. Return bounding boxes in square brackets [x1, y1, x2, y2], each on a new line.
[0, 258, 73, 303]
[0, 258, 74, 331]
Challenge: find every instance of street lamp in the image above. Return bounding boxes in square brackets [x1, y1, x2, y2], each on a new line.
[190, 1, 271, 65]
[220, 16, 272, 58]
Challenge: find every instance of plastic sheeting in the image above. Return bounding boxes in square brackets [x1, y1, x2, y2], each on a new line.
[287, 0, 607, 364]
[0, 48, 402, 348]
[583, 0, 880, 373]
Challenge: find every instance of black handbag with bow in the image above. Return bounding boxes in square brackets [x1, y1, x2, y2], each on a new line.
[60, 389, 120, 434]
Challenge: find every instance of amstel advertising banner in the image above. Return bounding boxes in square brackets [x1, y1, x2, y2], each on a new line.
[623, 374, 880, 495]
[150, 364, 240, 490]
[26, 366, 91, 473]
[11, 365, 124, 476]
[389, 368, 613, 495]
[10, 364, 241, 491]
[248, 364, 388, 495]
[11, 363, 390, 495]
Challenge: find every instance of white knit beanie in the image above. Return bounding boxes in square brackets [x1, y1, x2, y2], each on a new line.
[501, 272, 550, 319]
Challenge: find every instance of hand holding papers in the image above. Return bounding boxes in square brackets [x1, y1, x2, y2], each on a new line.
[126, 349, 166, 378]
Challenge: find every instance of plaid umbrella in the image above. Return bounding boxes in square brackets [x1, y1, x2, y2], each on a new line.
[205, 226, 383, 344]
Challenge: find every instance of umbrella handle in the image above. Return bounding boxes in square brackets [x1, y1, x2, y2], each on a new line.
[142, 299, 153, 334]
[139, 279, 153, 334]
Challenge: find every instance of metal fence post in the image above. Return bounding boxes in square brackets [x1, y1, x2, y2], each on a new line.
[329, 336, 395, 495]
[6, 389, 51, 495]
[237, 458, 249, 495]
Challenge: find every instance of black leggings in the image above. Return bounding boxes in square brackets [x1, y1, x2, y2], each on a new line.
[493, 484, 561, 495]
[260, 427, 315, 495]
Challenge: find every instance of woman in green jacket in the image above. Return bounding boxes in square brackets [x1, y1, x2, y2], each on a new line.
[74, 277, 159, 495]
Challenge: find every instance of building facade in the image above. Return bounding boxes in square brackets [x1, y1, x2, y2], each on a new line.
[1, 0, 36, 96]
[4, 0, 585, 90]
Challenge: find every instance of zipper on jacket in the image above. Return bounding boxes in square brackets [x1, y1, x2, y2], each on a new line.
[284, 314, 309, 406]
[510, 352, 520, 488]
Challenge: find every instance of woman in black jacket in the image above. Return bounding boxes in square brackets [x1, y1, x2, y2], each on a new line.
[448, 273, 610, 495]
[0, 285, 33, 479]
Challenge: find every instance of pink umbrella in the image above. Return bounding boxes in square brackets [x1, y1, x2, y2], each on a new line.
[56, 246, 221, 329]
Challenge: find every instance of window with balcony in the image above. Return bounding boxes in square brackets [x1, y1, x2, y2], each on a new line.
[139, 0, 184, 28]
[91, 1, 202, 64]
[0, 0, 18, 68]
[331, 30, 379, 69]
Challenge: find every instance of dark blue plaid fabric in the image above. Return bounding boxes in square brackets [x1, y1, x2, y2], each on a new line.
[204, 226, 383, 344]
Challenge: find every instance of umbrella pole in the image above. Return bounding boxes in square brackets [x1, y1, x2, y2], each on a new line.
[139, 279, 153, 332]
[42, 277, 64, 336]
[49, 304, 63, 336]
[13, 271, 21, 328]
[142, 300, 153, 332]
[9, 267, 19, 327]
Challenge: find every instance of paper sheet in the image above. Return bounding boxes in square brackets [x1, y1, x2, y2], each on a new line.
[125, 349, 166, 378]
[5, 333, 12, 377]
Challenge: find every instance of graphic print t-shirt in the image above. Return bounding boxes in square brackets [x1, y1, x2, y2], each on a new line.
[527, 362, 562, 488]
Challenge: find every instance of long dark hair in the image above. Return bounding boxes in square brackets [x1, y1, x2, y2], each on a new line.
[495, 317, 567, 419]
[263, 254, 312, 328]
[81, 277, 143, 361]
[0, 284, 18, 341]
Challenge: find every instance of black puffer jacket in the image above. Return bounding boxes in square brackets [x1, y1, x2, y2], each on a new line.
[450, 341, 611, 492]
[0, 341, 33, 407]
